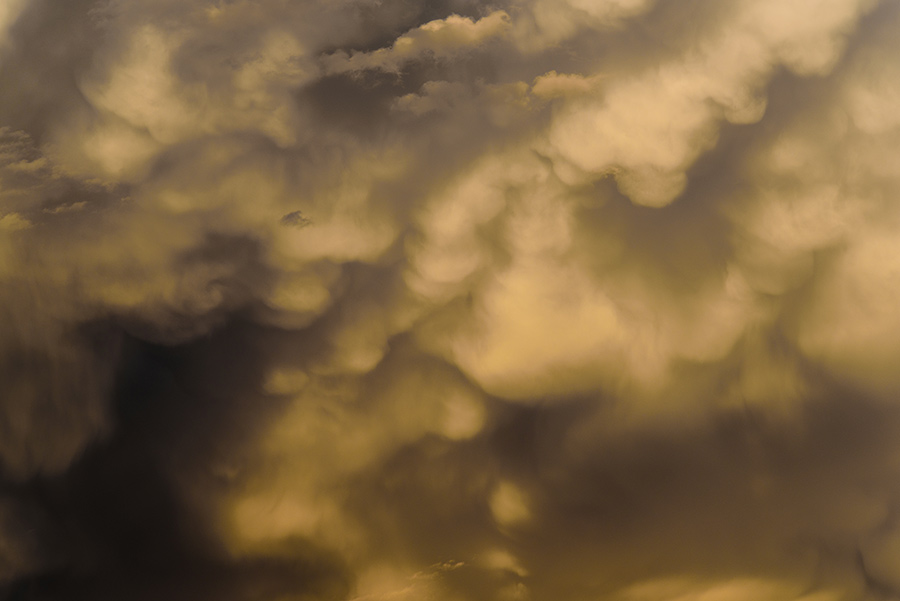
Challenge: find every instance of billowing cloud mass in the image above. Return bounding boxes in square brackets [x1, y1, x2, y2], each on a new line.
[3, 0, 900, 599]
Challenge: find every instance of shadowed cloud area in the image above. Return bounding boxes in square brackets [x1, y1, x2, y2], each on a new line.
[3, 0, 900, 599]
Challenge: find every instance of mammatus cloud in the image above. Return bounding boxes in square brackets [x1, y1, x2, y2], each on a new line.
[3, 0, 900, 599]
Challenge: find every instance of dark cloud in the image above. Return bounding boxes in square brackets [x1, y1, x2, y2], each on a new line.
[1, 318, 352, 600]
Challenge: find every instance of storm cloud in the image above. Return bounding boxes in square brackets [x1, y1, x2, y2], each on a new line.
[3, 0, 900, 599]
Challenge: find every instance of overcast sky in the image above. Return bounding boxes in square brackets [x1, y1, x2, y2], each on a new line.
[3, 0, 900, 599]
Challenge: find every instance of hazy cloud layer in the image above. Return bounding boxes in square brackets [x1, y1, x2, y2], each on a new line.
[3, 0, 900, 599]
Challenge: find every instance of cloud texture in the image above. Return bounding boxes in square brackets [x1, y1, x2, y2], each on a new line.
[3, 0, 900, 599]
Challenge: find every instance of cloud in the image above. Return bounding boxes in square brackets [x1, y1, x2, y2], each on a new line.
[3, 0, 900, 600]
[540, 0, 877, 207]
[0, 0, 28, 58]
[322, 11, 512, 75]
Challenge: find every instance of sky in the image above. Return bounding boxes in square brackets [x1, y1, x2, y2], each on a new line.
[3, 0, 900, 599]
